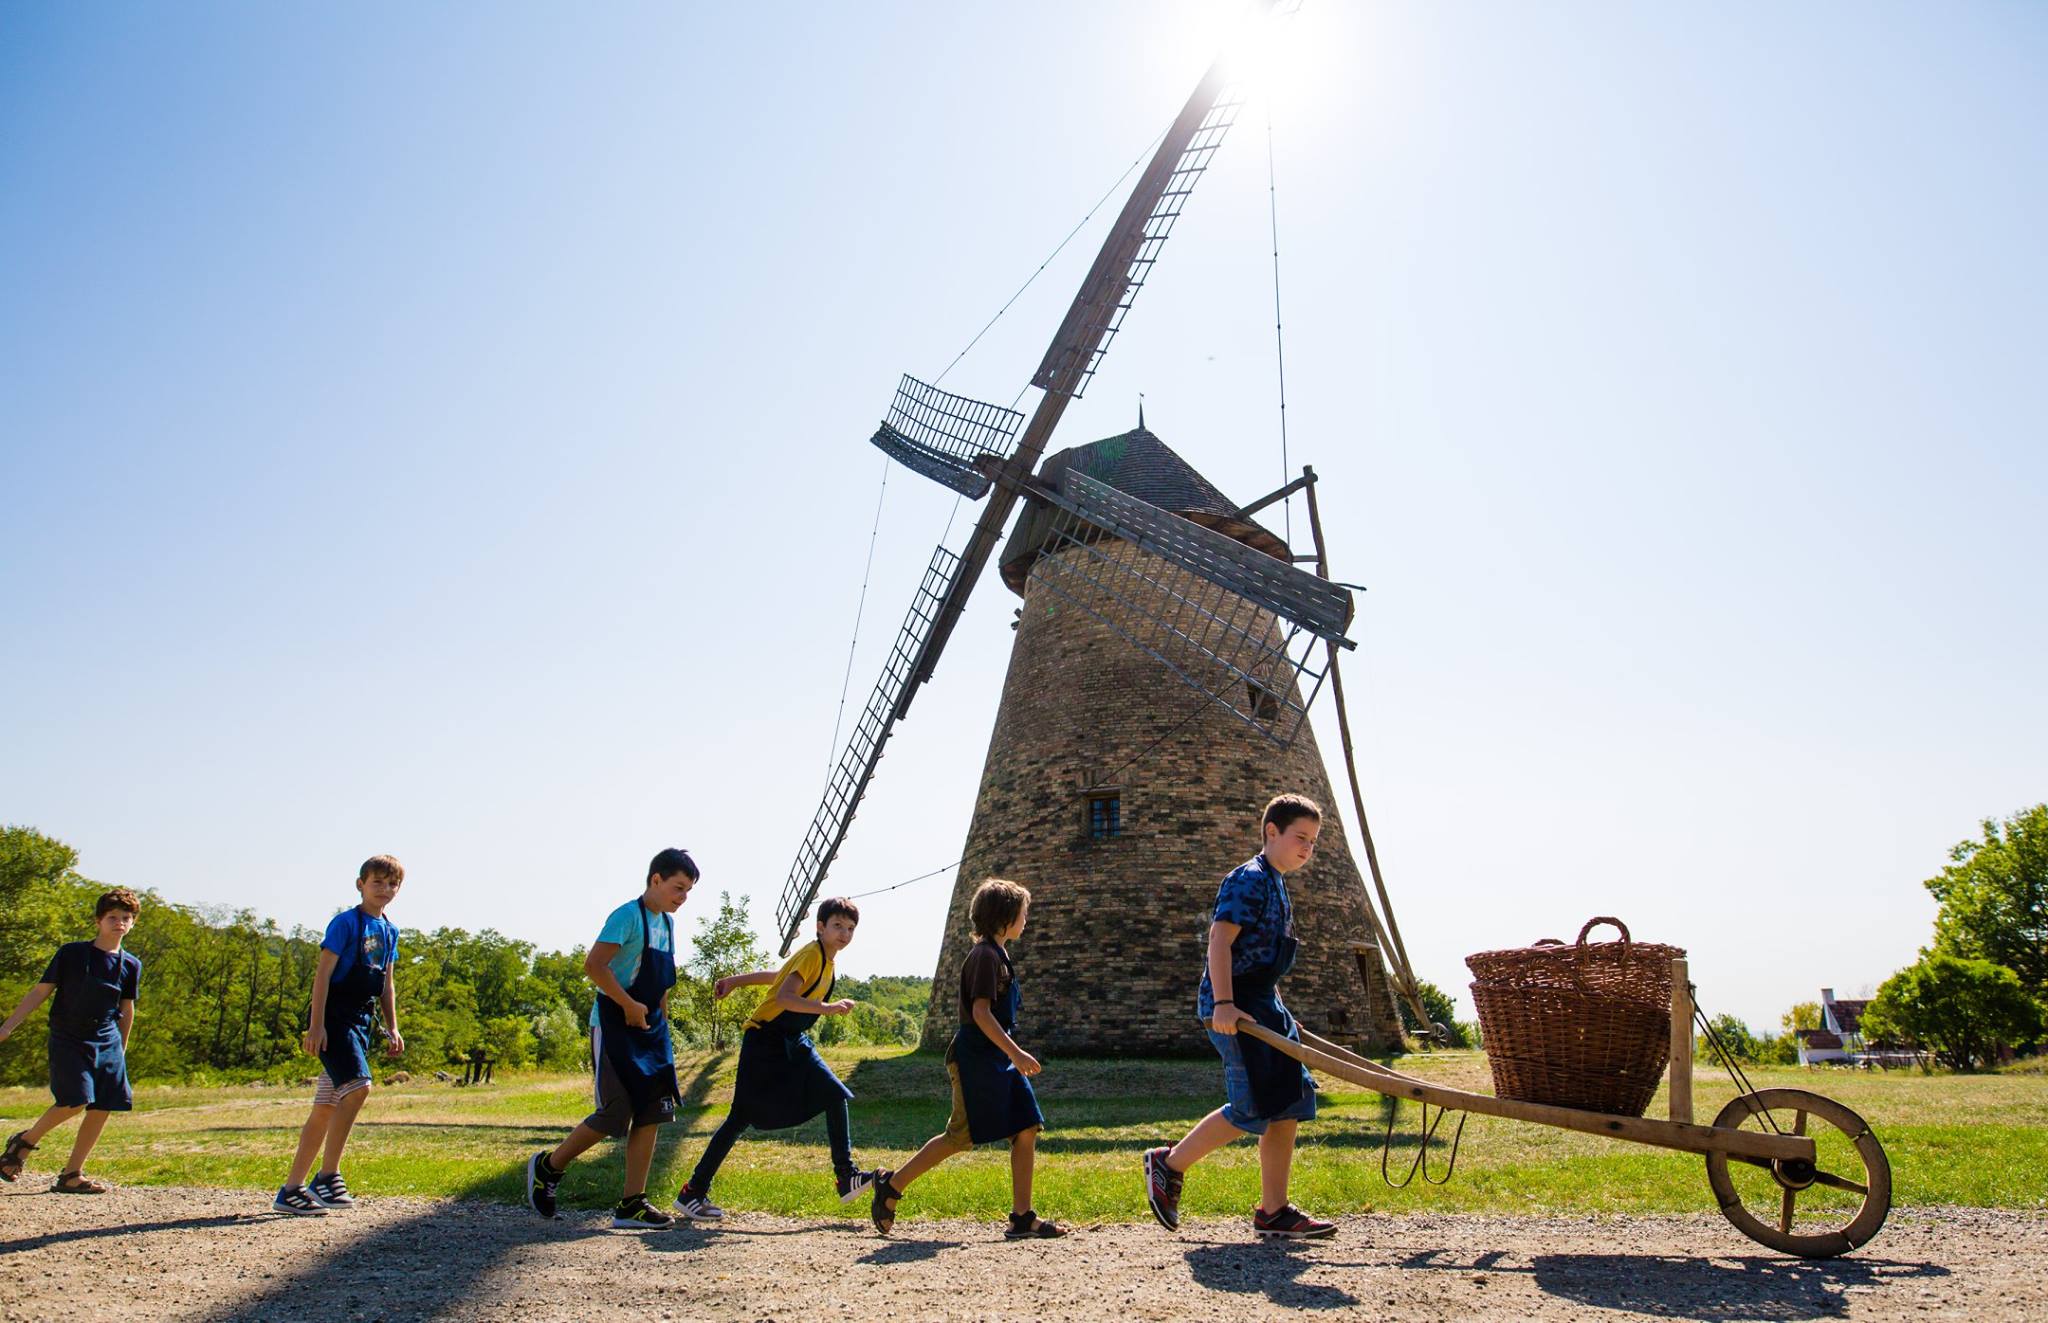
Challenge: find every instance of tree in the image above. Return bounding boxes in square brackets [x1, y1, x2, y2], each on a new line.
[1862, 952, 2044, 1072]
[1396, 979, 1472, 1048]
[1695, 1012, 1761, 1063]
[1925, 804, 2048, 1001]
[1781, 1001, 1821, 1034]
[682, 892, 767, 1050]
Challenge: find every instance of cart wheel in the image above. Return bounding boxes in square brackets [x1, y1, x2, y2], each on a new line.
[1704, 1087, 1891, 1258]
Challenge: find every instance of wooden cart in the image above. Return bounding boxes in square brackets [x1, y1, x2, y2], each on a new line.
[1239, 957, 1893, 1259]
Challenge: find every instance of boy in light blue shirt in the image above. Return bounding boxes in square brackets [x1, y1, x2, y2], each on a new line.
[526, 848, 698, 1230]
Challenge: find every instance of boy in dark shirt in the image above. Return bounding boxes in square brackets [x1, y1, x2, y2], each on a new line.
[273, 855, 405, 1214]
[868, 879, 1063, 1239]
[1142, 794, 1337, 1239]
[0, 889, 144, 1193]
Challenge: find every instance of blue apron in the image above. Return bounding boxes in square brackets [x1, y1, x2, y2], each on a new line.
[595, 902, 681, 1117]
[319, 910, 389, 1088]
[733, 941, 852, 1131]
[48, 950, 132, 1112]
[948, 942, 1044, 1145]
[1230, 927, 1313, 1120]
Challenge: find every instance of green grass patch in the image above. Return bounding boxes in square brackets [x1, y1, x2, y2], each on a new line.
[3, 1048, 2042, 1221]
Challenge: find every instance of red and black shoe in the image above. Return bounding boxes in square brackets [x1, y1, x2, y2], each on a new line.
[1253, 1204, 1336, 1239]
[1142, 1146, 1183, 1231]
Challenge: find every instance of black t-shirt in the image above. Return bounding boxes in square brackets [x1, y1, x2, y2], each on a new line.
[958, 941, 1011, 1024]
[41, 942, 142, 1039]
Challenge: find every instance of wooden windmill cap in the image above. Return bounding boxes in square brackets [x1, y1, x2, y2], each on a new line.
[999, 425, 1292, 594]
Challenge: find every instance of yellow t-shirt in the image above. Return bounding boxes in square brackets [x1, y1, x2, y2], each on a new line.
[745, 941, 835, 1030]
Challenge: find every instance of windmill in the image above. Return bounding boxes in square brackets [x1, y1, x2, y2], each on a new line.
[776, 6, 1433, 1053]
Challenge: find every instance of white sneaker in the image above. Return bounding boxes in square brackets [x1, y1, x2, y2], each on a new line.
[273, 1184, 328, 1215]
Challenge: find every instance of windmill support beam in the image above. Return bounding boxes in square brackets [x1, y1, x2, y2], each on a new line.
[1235, 468, 1317, 522]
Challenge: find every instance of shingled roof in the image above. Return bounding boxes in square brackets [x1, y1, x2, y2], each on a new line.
[998, 425, 1291, 594]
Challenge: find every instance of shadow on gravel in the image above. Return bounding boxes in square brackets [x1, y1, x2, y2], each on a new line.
[0, 1213, 251, 1255]
[191, 1053, 735, 1323]
[1184, 1242, 1361, 1310]
[1402, 1246, 1951, 1320]
[857, 1236, 963, 1266]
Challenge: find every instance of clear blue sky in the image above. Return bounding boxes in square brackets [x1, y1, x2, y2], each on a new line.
[4, 2, 2043, 1032]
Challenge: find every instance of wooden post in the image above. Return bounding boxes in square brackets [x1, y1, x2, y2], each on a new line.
[1669, 957, 1694, 1124]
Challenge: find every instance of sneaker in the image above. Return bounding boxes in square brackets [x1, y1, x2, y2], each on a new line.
[672, 1182, 724, 1221]
[1252, 1204, 1336, 1239]
[1142, 1146, 1183, 1232]
[836, 1167, 881, 1203]
[308, 1172, 354, 1208]
[272, 1184, 328, 1216]
[612, 1194, 675, 1230]
[526, 1151, 562, 1219]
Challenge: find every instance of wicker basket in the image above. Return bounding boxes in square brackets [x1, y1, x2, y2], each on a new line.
[1465, 917, 1685, 1117]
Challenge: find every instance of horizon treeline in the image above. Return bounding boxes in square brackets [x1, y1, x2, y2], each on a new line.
[0, 826, 929, 1086]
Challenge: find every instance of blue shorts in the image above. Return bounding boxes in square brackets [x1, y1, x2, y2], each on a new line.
[49, 1031, 132, 1112]
[1209, 1027, 1315, 1135]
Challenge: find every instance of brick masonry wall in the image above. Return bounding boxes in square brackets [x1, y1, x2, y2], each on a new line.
[920, 538, 1404, 1056]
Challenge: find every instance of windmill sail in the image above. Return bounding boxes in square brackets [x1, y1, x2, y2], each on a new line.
[774, 20, 1266, 953]
[1021, 471, 1352, 748]
[868, 375, 1025, 500]
[774, 545, 961, 947]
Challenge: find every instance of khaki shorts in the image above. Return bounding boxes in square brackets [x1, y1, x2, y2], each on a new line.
[313, 1071, 372, 1107]
[943, 1060, 974, 1146]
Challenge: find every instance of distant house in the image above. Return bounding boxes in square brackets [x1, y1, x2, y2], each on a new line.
[1797, 987, 1921, 1068]
[1795, 987, 1872, 1066]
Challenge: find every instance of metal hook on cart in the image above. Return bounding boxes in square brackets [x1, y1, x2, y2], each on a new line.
[1380, 1096, 1469, 1189]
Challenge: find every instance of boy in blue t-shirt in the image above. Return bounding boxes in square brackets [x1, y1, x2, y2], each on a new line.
[0, 889, 143, 1193]
[273, 855, 405, 1215]
[1142, 794, 1338, 1240]
[525, 848, 698, 1230]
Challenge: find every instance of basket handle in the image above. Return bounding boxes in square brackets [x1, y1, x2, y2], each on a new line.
[1574, 916, 1632, 974]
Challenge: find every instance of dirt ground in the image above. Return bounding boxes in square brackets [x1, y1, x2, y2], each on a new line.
[0, 1187, 2040, 1322]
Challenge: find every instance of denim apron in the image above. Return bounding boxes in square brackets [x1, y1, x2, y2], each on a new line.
[48, 948, 132, 1111]
[734, 941, 852, 1130]
[595, 902, 681, 1116]
[948, 942, 1045, 1144]
[319, 910, 390, 1088]
[1229, 917, 1313, 1120]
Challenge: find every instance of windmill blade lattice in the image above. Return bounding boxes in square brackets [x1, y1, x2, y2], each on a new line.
[775, 544, 961, 950]
[1032, 91, 1246, 400]
[1023, 472, 1353, 748]
[868, 375, 1026, 500]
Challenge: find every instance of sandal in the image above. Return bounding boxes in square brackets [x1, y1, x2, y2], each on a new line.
[1005, 1209, 1067, 1239]
[0, 1132, 34, 1183]
[869, 1171, 902, 1236]
[53, 1171, 108, 1194]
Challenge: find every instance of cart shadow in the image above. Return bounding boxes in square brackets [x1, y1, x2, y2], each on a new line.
[1183, 1241, 1361, 1310]
[0, 1213, 251, 1255]
[1401, 1246, 1951, 1320]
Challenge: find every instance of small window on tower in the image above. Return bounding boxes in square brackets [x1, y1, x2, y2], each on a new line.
[1087, 794, 1122, 840]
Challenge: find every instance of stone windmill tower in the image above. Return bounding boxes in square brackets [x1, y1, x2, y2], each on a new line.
[772, 4, 1428, 1055]
[915, 425, 1405, 1054]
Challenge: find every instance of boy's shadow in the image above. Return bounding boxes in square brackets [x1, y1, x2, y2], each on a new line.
[1184, 1241, 1359, 1310]
[857, 1236, 962, 1266]
[0, 1213, 250, 1256]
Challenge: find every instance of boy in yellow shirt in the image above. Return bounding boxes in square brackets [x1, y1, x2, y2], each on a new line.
[672, 898, 875, 1220]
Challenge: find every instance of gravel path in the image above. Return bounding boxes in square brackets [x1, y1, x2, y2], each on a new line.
[0, 1186, 2038, 1321]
